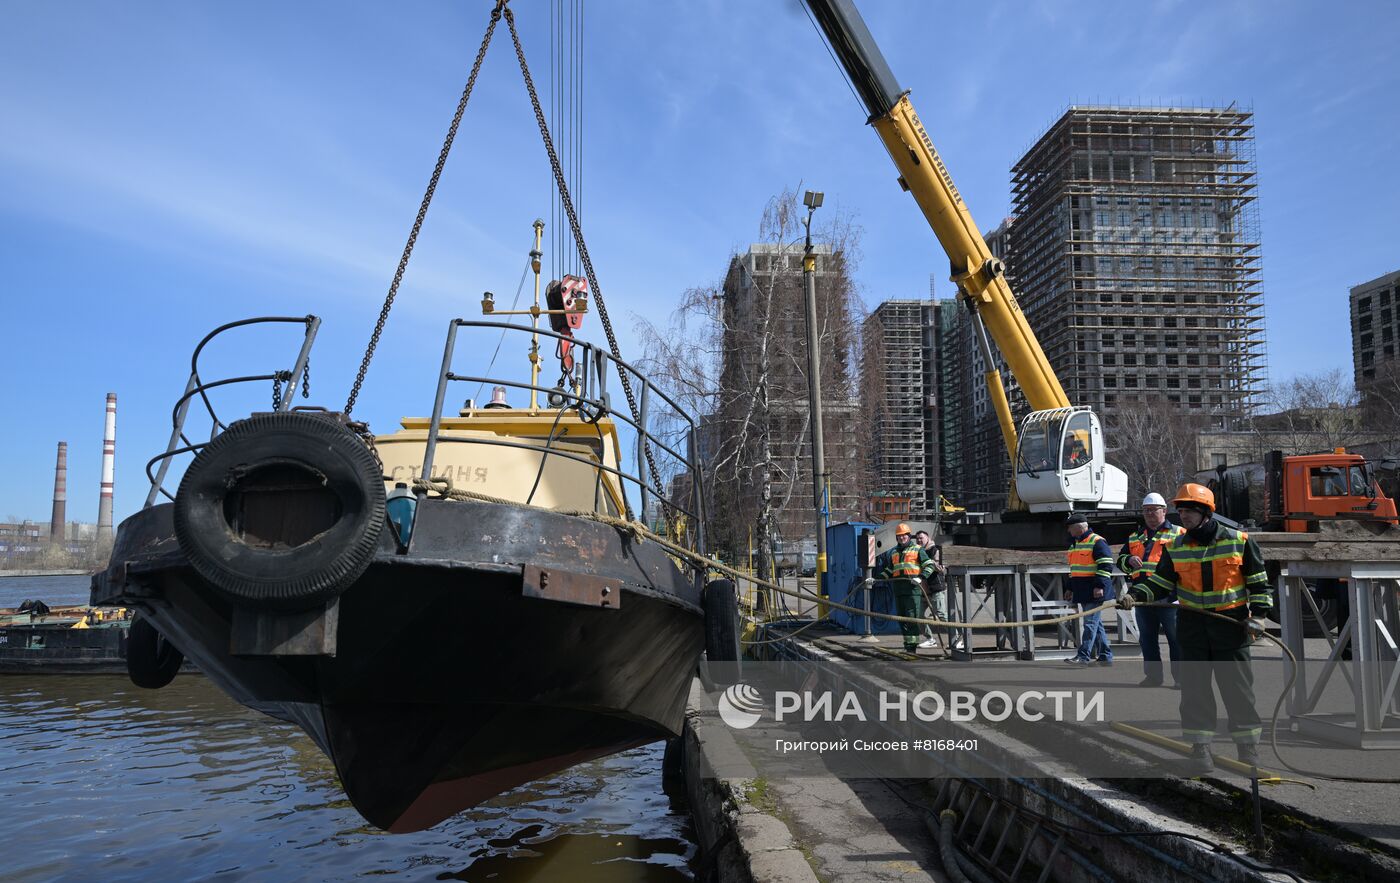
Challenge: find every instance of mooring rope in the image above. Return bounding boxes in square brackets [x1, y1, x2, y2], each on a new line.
[409, 477, 1400, 783]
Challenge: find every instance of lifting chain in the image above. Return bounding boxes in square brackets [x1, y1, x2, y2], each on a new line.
[343, 2, 504, 418]
[502, 4, 665, 521]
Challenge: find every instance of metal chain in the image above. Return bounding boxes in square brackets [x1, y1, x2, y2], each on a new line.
[302, 358, 311, 399]
[343, 3, 505, 418]
[503, 6, 665, 521]
[272, 372, 288, 410]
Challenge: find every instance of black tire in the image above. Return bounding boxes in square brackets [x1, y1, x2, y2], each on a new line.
[126, 612, 184, 689]
[1221, 468, 1250, 523]
[699, 579, 742, 690]
[661, 736, 685, 790]
[1266, 581, 1338, 638]
[174, 411, 385, 609]
[703, 579, 741, 663]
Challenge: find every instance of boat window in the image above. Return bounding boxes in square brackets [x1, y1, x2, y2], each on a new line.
[1310, 466, 1348, 497]
[1061, 412, 1093, 470]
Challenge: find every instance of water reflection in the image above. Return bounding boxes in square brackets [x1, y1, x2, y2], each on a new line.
[0, 676, 695, 881]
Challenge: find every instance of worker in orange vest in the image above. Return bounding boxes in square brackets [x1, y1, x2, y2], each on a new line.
[1063, 513, 1116, 666]
[1120, 483, 1271, 775]
[875, 523, 937, 654]
[1117, 492, 1186, 688]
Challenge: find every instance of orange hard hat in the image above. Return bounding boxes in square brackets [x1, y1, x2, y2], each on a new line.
[895, 522, 912, 536]
[1172, 483, 1215, 513]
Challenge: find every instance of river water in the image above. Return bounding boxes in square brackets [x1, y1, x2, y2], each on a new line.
[0, 576, 697, 881]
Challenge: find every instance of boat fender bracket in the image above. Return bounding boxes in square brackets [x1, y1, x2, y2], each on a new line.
[230, 599, 340, 657]
[522, 564, 621, 610]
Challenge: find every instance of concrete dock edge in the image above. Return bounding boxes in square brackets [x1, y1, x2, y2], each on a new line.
[681, 678, 821, 883]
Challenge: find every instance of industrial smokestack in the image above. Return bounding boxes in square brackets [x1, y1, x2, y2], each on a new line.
[50, 442, 67, 546]
[97, 393, 116, 537]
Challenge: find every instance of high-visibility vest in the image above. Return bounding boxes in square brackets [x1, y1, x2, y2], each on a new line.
[1067, 532, 1110, 579]
[1124, 524, 1185, 580]
[1163, 525, 1262, 610]
[888, 544, 923, 579]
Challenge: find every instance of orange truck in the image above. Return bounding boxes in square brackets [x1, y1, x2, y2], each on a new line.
[1196, 449, 1398, 533]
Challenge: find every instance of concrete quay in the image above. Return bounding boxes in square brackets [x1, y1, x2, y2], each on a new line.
[679, 623, 1400, 882]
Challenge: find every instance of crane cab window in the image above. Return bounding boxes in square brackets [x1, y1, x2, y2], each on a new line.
[1061, 412, 1093, 470]
[1017, 420, 1056, 474]
[1310, 466, 1348, 497]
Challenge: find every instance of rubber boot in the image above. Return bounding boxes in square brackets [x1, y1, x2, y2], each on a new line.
[1236, 742, 1260, 773]
[1181, 743, 1214, 777]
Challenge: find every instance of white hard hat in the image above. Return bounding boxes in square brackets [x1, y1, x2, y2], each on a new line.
[1142, 492, 1167, 507]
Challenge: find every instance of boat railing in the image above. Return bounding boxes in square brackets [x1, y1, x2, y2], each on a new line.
[422, 319, 708, 559]
[143, 315, 322, 508]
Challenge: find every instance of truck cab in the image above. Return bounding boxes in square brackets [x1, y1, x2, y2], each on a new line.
[1199, 448, 1399, 532]
[1277, 450, 1399, 532]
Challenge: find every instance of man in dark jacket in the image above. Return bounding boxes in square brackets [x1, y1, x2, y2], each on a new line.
[1064, 513, 1116, 666]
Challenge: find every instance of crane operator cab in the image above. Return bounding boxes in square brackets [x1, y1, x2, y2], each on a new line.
[1015, 407, 1128, 512]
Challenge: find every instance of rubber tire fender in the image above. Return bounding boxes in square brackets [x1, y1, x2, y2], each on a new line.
[126, 611, 184, 689]
[173, 411, 385, 609]
[699, 578, 742, 690]
[703, 578, 741, 663]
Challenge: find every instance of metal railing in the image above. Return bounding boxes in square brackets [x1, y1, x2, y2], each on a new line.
[419, 319, 708, 560]
[143, 316, 321, 507]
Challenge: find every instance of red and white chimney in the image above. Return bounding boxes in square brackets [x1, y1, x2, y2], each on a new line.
[97, 393, 116, 537]
[50, 441, 67, 545]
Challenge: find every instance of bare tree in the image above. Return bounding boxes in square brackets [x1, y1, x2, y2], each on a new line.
[1108, 396, 1207, 501]
[1254, 368, 1365, 453]
[1359, 360, 1400, 458]
[634, 188, 864, 574]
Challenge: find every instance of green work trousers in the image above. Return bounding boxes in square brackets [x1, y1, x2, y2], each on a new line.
[1177, 608, 1261, 745]
[893, 580, 923, 650]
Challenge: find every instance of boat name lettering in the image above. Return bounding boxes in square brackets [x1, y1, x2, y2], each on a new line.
[389, 465, 489, 484]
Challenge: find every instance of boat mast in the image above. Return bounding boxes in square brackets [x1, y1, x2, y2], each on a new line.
[529, 218, 545, 413]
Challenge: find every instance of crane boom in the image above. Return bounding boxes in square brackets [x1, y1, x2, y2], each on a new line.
[803, 0, 1067, 414]
[803, 0, 1126, 512]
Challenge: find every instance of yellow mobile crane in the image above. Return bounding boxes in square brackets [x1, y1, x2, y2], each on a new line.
[803, 0, 1127, 513]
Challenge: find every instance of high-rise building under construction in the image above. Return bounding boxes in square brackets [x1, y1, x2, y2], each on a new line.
[863, 300, 936, 515]
[710, 242, 862, 557]
[1008, 105, 1267, 437]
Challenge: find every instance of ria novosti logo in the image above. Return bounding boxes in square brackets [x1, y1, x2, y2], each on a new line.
[717, 683, 763, 729]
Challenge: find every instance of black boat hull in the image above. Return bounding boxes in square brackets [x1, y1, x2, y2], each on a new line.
[93, 497, 703, 832]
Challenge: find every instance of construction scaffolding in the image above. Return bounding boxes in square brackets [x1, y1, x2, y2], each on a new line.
[1010, 105, 1267, 434]
[864, 300, 933, 515]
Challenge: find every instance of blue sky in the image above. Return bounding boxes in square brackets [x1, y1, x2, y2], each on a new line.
[2, 0, 1398, 524]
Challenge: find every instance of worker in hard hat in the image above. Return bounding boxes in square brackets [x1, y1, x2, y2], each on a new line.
[1119, 483, 1272, 775]
[875, 523, 937, 654]
[1063, 512, 1116, 666]
[1117, 492, 1186, 688]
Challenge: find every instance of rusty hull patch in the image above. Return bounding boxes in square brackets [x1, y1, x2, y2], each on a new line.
[522, 564, 621, 610]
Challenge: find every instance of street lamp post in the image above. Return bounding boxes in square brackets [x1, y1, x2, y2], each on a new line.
[801, 190, 829, 614]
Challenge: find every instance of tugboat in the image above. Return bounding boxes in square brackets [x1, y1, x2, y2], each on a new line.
[92, 5, 738, 831]
[92, 284, 733, 831]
